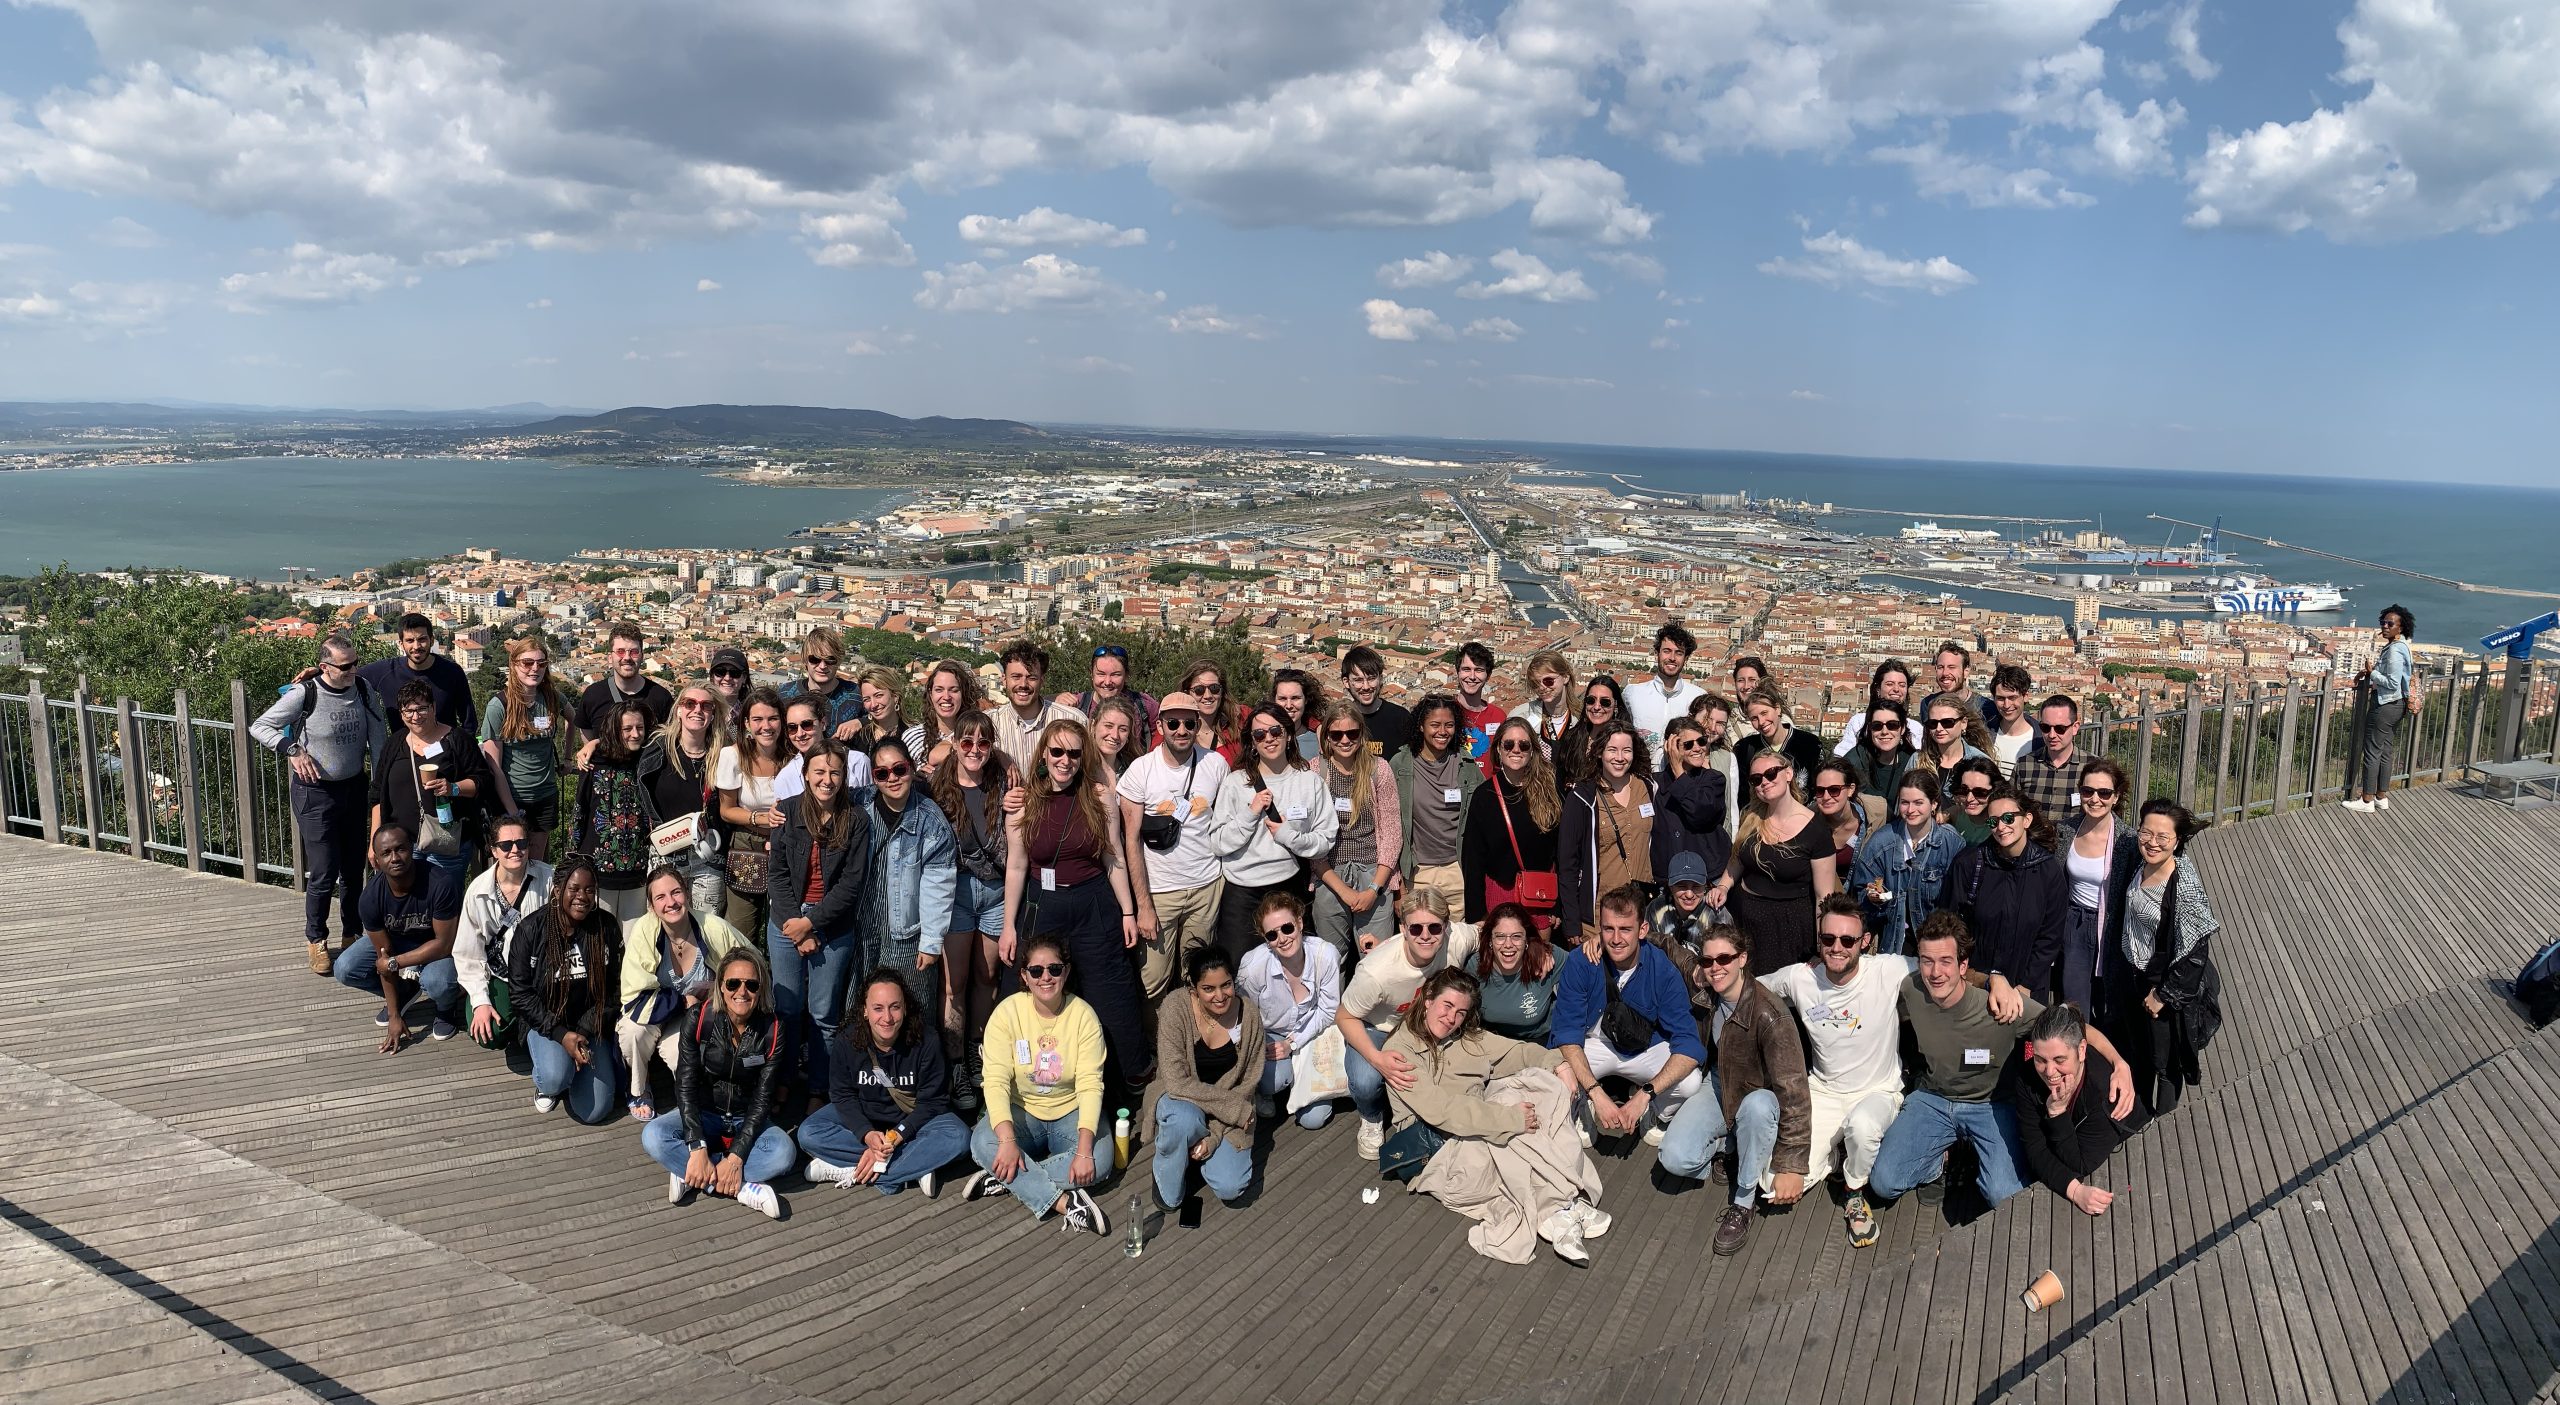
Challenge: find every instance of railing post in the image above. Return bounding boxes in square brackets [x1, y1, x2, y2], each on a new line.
[2463, 660, 2490, 767]
[72, 685, 102, 850]
[2273, 678, 2302, 814]
[27, 684, 62, 844]
[2133, 696, 2155, 802]
[2236, 684, 2265, 819]
[115, 697, 147, 859]
[2211, 681, 2240, 824]
[2433, 662, 2458, 782]
[230, 679, 262, 885]
[2176, 685, 2201, 810]
[2305, 673, 2335, 806]
[173, 688, 204, 872]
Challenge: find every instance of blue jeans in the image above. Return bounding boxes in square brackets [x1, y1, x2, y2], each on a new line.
[969, 1106, 1117, 1219]
[768, 908, 859, 1085]
[1344, 1023, 1399, 1124]
[797, 1105, 970, 1194]
[525, 1027, 621, 1125]
[1259, 1055, 1335, 1128]
[642, 1111, 797, 1186]
[1154, 1096, 1254, 1206]
[1868, 1090, 2029, 1206]
[332, 938, 460, 1019]
[1658, 1076, 1781, 1209]
[420, 844, 475, 881]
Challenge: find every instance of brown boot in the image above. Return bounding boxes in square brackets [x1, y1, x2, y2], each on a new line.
[307, 941, 333, 975]
[1712, 1204, 1753, 1257]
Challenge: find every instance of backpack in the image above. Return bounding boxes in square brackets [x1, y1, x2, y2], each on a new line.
[282, 674, 380, 741]
[2519, 937, 2560, 1029]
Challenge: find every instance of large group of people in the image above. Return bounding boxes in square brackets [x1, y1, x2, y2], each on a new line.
[257, 601, 2338, 1260]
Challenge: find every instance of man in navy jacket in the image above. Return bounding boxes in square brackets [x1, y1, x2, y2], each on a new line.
[1551, 886, 1707, 1142]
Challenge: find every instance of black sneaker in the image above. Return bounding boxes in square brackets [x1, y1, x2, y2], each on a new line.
[1060, 1188, 1110, 1236]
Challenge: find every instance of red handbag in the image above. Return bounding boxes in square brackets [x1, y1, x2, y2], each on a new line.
[1497, 784, 1558, 911]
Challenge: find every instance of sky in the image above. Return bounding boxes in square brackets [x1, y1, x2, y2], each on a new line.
[0, 0, 2555, 486]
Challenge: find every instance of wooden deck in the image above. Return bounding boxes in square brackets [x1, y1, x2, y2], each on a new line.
[3, 784, 2556, 1405]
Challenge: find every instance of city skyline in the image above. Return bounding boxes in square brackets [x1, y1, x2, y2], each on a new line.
[2, 0, 2556, 488]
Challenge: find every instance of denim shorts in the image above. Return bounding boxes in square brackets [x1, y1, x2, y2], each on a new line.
[954, 870, 1008, 937]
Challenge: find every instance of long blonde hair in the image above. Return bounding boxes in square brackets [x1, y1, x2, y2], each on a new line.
[1736, 749, 1810, 857]
[1490, 716, 1561, 830]
[1314, 699, 1375, 827]
[1017, 719, 1110, 859]
[656, 683, 730, 774]
[498, 636, 568, 744]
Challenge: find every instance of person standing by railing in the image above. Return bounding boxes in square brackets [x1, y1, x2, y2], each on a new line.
[480, 637, 567, 863]
[251, 632, 385, 974]
[2346, 605, 2418, 814]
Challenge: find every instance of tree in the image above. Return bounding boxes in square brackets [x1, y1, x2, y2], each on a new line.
[1038, 620, 1272, 702]
[645, 590, 672, 605]
[1101, 600, 1124, 623]
[15, 565, 389, 709]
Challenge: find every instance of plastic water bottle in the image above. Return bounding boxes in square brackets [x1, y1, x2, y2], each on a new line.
[1123, 1193, 1146, 1258]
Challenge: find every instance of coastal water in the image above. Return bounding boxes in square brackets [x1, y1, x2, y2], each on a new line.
[0, 457, 898, 581]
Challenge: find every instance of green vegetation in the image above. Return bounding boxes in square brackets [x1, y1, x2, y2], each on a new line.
[581, 567, 632, 585]
[6, 564, 389, 708]
[845, 626, 990, 671]
[1147, 562, 1275, 585]
[372, 556, 446, 580]
[2104, 662, 2201, 684]
[1039, 621, 1272, 703]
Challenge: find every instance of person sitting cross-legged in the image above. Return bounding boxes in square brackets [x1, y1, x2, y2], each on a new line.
[643, 946, 794, 1218]
[959, 934, 1117, 1236]
[799, 968, 971, 1197]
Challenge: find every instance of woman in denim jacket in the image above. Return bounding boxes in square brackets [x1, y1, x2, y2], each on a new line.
[1848, 770, 1965, 955]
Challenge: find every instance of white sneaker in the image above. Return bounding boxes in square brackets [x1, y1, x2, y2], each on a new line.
[533, 1096, 558, 1114]
[1550, 1226, 1592, 1266]
[1577, 1120, 1595, 1148]
[2343, 798, 2375, 813]
[1356, 1118, 1385, 1160]
[805, 1156, 858, 1188]
[1573, 1200, 1614, 1239]
[1640, 1123, 1666, 1148]
[2375, 795, 2391, 810]
[668, 1173, 689, 1205]
[737, 1182, 781, 1219]
[918, 1169, 941, 1200]
[958, 1170, 1001, 1202]
[1537, 1204, 1579, 1244]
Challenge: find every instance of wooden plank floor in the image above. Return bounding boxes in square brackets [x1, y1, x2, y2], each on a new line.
[1, 783, 2555, 1405]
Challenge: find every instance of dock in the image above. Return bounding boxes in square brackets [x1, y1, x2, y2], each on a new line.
[4, 784, 2557, 1404]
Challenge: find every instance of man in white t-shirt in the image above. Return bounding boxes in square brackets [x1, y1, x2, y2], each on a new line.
[1335, 891, 1480, 1158]
[1115, 692, 1232, 1000]
[1757, 894, 1914, 1249]
[1623, 622, 1704, 756]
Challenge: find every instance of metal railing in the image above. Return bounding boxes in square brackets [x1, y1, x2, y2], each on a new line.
[2, 658, 2554, 887]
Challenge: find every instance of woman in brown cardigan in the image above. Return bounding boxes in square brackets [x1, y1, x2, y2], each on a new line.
[1150, 948, 1265, 1211]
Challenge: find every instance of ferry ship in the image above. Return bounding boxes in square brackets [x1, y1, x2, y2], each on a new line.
[2210, 576, 2348, 615]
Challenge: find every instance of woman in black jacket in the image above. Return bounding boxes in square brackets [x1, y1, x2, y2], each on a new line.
[641, 946, 792, 1218]
[2101, 800, 2222, 1114]
[1936, 784, 2067, 998]
[795, 968, 970, 1197]
[766, 744, 872, 1094]
[1550, 674, 1625, 790]
[2014, 1002, 2151, 1216]
[1459, 718, 1563, 925]
[1651, 717, 1731, 889]
[506, 856, 625, 1125]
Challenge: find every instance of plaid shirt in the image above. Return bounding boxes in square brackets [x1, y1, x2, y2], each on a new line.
[2012, 751, 2085, 826]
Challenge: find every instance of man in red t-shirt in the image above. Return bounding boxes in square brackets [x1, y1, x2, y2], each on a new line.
[1455, 641, 1507, 777]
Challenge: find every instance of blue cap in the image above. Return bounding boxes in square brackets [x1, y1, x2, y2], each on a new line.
[1666, 851, 1711, 888]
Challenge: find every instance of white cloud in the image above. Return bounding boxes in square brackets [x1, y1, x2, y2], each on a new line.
[1508, 373, 1612, 389]
[845, 338, 886, 356]
[1361, 298, 1451, 341]
[1649, 315, 1686, 351]
[1163, 304, 1271, 338]
[518, 355, 557, 365]
[1790, 388, 1825, 400]
[2078, 92, 2184, 178]
[0, 278, 176, 332]
[0, 290, 65, 323]
[2122, 1, 2219, 83]
[1462, 316, 1522, 342]
[94, 215, 161, 248]
[1593, 250, 1664, 282]
[526, 297, 551, 309]
[914, 253, 1157, 315]
[959, 208, 1145, 251]
[1063, 354, 1133, 375]
[1457, 248, 1594, 303]
[1871, 134, 2094, 209]
[2186, 0, 2560, 240]
[218, 244, 405, 311]
[799, 210, 916, 268]
[1378, 251, 1473, 288]
[1759, 230, 1976, 295]
[696, 278, 722, 293]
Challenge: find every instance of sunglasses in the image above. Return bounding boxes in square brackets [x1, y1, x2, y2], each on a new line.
[1928, 716, 1965, 729]
[805, 655, 838, 666]
[678, 698, 713, 711]
[1249, 726, 1288, 743]
[1405, 921, 1446, 936]
[1023, 962, 1067, 979]
[724, 978, 761, 993]
[1192, 683, 1224, 695]
[1584, 697, 1615, 710]
[1326, 729, 1362, 742]
[955, 735, 991, 749]
[1813, 783, 1853, 799]
[2079, 785, 2117, 800]
[2038, 723, 2074, 734]
[1870, 721, 1902, 733]
[1093, 646, 1129, 661]
[1499, 740, 1533, 753]
[786, 720, 820, 732]
[1818, 932, 1863, 949]
[1160, 715, 1200, 732]
[1957, 784, 1994, 799]
[711, 668, 745, 680]
[1262, 921, 1299, 939]
[490, 837, 528, 852]
[1676, 738, 1705, 750]
[1537, 675, 1563, 687]
[876, 762, 912, 780]
[1048, 746, 1084, 760]
[1700, 951, 1743, 968]
[1989, 811, 2027, 827]
[1751, 768, 1787, 784]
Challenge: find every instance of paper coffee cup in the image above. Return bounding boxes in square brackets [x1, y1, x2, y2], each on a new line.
[2020, 1269, 2063, 1313]
[419, 763, 439, 780]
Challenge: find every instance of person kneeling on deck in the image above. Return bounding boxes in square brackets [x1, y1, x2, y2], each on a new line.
[960, 934, 1116, 1236]
[1385, 969, 1606, 1265]
[505, 856, 626, 1124]
[339, 823, 464, 1051]
[1152, 948, 1265, 1215]
[1868, 913, 2134, 1212]
[1653, 921, 1812, 1256]
[2014, 1003, 2150, 1217]
[799, 968, 969, 1197]
[1754, 895, 1916, 1250]
[617, 865, 750, 1121]
[645, 947, 792, 1218]
[1552, 887, 1706, 1146]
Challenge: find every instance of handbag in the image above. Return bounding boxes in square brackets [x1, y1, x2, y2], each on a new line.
[650, 811, 703, 859]
[409, 750, 461, 858]
[1497, 784, 1557, 911]
[1377, 1118, 1447, 1182]
[1285, 1024, 1351, 1111]
[1137, 751, 1201, 853]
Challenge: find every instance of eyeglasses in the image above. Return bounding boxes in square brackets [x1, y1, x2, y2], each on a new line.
[1262, 921, 1299, 939]
[1249, 726, 1288, 742]
[491, 837, 528, 852]
[2079, 785, 2117, 800]
[1989, 811, 2027, 827]
[1160, 716, 1200, 732]
[1813, 783, 1853, 799]
[1957, 784, 1994, 799]
[1047, 746, 1084, 760]
[1818, 932, 1863, 949]
[1022, 962, 1067, 979]
[1093, 646, 1129, 661]
[1537, 675, 1563, 687]
[876, 762, 912, 781]
[723, 978, 762, 994]
[1498, 740, 1533, 753]
[1326, 729, 1362, 742]
[1928, 716, 1965, 729]
[2038, 723, 2075, 734]
[1700, 951, 1743, 968]
[1405, 921, 1446, 936]
[1676, 738, 1705, 750]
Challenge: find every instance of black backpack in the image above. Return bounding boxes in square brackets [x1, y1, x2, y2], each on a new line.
[2518, 937, 2560, 1029]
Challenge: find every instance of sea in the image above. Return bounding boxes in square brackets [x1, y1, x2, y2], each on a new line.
[3, 441, 2554, 650]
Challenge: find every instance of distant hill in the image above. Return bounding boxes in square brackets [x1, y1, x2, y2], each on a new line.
[507, 404, 1052, 449]
[0, 401, 588, 433]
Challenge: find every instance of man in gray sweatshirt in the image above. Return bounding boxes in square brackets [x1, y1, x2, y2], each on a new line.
[250, 634, 387, 972]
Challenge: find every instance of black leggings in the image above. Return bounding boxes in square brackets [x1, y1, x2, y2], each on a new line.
[1028, 877, 1150, 1092]
[1213, 875, 1303, 965]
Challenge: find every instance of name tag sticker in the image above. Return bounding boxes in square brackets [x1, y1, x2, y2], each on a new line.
[1964, 1047, 1991, 1066]
[1442, 787, 1463, 806]
[419, 738, 445, 758]
[1334, 796, 1354, 813]
[740, 1054, 766, 1068]
[1638, 803, 1656, 818]
[1285, 806, 1308, 822]
[1015, 1038, 1032, 1065]
[1039, 867, 1057, 892]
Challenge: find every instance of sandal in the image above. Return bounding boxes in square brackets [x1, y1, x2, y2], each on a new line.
[628, 1098, 655, 1122]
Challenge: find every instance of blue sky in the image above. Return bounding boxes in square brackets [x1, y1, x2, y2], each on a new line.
[1, 0, 2555, 486]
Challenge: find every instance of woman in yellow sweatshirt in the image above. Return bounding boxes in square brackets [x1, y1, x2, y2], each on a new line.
[959, 933, 1116, 1235]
